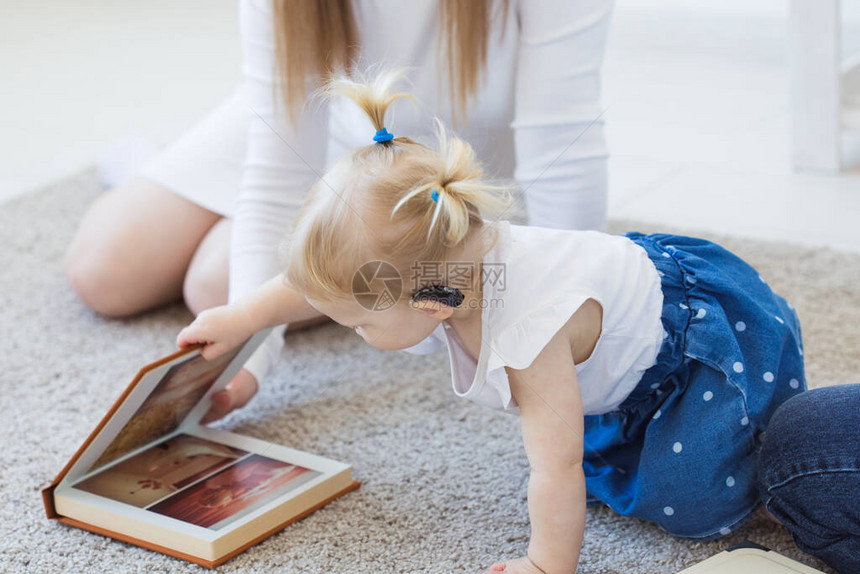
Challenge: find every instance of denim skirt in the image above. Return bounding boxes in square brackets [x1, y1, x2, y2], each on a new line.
[581, 232, 807, 540]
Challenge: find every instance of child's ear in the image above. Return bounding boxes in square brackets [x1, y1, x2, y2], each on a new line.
[410, 298, 455, 320]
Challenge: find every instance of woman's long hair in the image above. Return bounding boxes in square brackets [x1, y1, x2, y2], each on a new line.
[272, 0, 510, 128]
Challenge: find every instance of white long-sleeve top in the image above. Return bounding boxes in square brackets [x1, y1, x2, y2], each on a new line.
[233, 0, 613, 382]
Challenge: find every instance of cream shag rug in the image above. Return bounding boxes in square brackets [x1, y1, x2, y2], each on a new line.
[1, 170, 854, 573]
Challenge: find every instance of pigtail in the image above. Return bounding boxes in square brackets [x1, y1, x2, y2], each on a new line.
[429, 118, 511, 244]
[317, 67, 416, 137]
[391, 117, 512, 247]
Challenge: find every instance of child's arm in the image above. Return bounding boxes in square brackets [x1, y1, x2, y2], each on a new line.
[176, 272, 322, 360]
[501, 326, 587, 574]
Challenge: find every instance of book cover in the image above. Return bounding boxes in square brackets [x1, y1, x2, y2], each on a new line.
[677, 540, 826, 573]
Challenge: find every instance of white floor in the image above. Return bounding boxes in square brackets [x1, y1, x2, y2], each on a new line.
[0, 0, 241, 201]
[604, 1, 860, 252]
[2, 1, 860, 252]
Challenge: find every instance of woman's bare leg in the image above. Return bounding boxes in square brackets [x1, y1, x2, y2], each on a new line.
[67, 180, 330, 422]
[64, 177, 222, 317]
[182, 217, 330, 329]
[178, 218, 255, 422]
[183, 217, 231, 315]
[180, 215, 330, 421]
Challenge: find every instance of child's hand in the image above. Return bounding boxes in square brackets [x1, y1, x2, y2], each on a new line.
[483, 557, 547, 574]
[176, 304, 254, 361]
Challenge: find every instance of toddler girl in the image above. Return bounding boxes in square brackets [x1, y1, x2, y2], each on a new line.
[177, 69, 806, 574]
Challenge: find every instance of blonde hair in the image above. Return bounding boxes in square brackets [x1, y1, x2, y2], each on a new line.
[272, 0, 510, 128]
[282, 68, 512, 302]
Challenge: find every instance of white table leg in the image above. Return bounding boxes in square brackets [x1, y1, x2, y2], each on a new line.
[790, 0, 841, 172]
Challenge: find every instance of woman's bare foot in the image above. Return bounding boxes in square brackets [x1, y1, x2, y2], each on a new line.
[202, 318, 331, 423]
[202, 368, 258, 424]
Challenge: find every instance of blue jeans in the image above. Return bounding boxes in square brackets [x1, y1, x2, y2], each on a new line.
[757, 384, 860, 574]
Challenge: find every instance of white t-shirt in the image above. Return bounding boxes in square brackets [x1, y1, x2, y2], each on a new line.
[233, 0, 613, 383]
[405, 222, 666, 416]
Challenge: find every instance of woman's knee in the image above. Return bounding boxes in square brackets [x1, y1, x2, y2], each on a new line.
[757, 386, 860, 572]
[761, 385, 860, 460]
[183, 218, 231, 316]
[64, 189, 145, 317]
[759, 386, 854, 489]
[757, 384, 860, 513]
[64, 242, 131, 317]
[65, 177, 221, 317]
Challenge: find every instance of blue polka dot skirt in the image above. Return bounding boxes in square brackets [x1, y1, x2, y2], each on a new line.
[581, 232, 806, 540]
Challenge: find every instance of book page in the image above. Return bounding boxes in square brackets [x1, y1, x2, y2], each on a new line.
[57, 330, 271, 487]
[55, 425, 352, 543]
[72, 432, 321, 531]
[86, 347, 244, 473]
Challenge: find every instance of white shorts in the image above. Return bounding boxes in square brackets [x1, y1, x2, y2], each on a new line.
[140, 87, 248, 218]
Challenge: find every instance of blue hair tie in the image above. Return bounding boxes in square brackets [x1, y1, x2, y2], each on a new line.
[431, 188, 440, 203]
[373, 127, 394, 143]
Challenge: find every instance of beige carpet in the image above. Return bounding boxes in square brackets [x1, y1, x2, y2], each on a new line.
[1, 169, 854, 573]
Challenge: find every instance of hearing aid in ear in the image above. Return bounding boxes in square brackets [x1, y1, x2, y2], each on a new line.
[410, 285, 465, 308]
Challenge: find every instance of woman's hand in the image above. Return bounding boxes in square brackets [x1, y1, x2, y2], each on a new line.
[176, 304, 254, 361]
[483, 557, 547, 574]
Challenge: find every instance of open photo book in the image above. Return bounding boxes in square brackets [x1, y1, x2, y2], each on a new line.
[41, 329, 360, 568]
